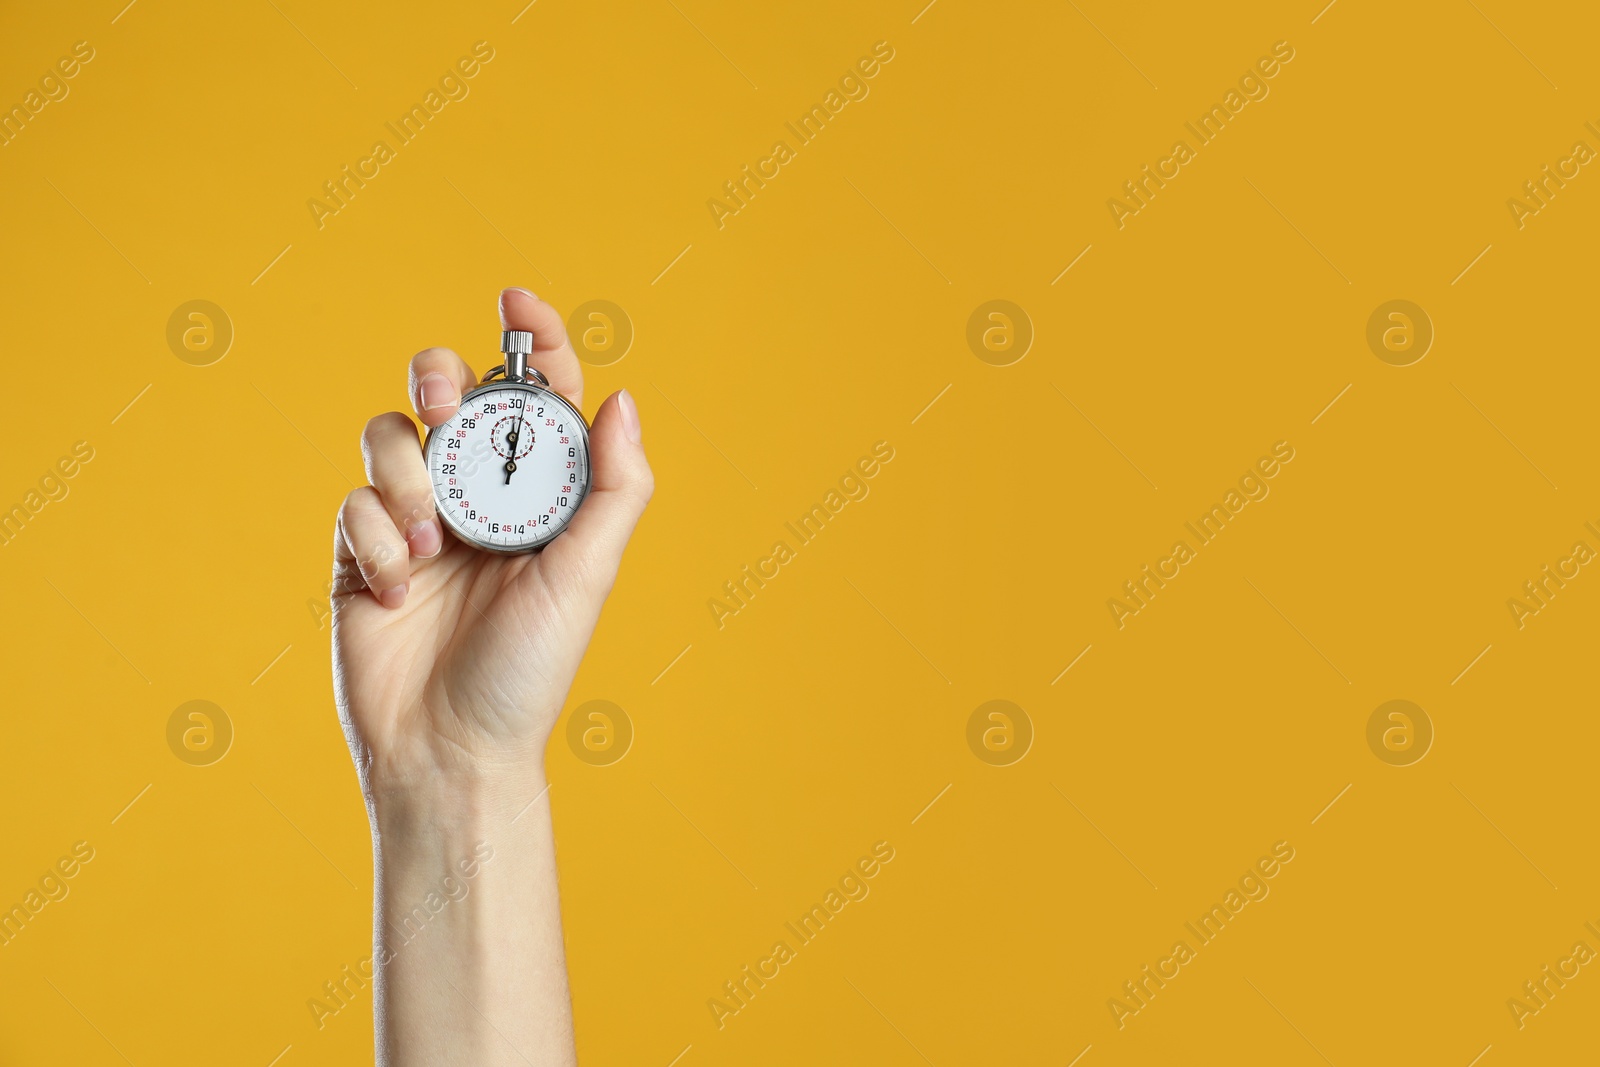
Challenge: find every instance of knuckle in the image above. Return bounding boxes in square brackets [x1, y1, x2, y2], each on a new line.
[411, 345, 454, 364]
[336, 487, 371, 525]
[408, 347, 457, 383]
[619, 461, 655, 509]
[361, 411, 411, 448]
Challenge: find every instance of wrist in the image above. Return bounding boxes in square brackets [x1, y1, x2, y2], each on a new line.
[368, 762, 550, 846]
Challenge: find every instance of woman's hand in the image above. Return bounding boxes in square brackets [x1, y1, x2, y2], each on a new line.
[330, 288, 650, 1066]
[331, 286, 653, 797]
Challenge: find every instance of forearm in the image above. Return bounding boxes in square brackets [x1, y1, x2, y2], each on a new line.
[369, 770, 575, 1067]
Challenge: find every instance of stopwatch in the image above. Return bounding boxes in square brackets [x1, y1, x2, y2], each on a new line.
[423, 330, 591, 553]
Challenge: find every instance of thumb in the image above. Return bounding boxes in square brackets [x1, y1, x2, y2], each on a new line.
[542, 389, 653, 602]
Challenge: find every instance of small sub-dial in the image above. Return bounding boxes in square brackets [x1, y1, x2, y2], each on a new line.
[492, 415, 536, 460]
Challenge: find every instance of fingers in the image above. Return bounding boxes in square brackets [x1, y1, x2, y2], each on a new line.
[333, 413, 446, 613]
[412, 294, 581, 429]
[361, 412, 442, 559]
[408, 346, 480, 428]
[500, 288, 584, 411]
[541, 389, 652, 602]
[334, 487, 411, 609]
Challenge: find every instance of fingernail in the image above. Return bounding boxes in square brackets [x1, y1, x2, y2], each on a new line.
[407, 517, 442, 559]
[379, 583, 408, 610]
[419, 373, 455, 412]
[618, 389, 641, 444]
[506, 286, 537, 299]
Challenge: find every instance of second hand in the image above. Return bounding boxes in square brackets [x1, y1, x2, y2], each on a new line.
[503, 410, 526, 484]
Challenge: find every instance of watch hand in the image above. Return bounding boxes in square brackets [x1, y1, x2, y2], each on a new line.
[503, 412, 525, 484]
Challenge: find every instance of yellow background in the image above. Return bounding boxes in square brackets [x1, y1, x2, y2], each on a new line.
[1, 1, 1596, 1064]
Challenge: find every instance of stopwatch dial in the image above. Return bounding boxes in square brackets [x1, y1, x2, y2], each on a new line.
[491, 415, 536, 460]
[425, 385, 591, 552]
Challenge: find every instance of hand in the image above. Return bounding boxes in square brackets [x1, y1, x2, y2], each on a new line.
[331, 288, 653, 799]
[504, 413, 523, 484]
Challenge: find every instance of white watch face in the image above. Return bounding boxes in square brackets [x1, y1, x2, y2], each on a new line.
[425, 383, 591, 552]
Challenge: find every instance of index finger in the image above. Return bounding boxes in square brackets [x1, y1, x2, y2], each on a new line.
[500, 287, 584, 411]
[407, 346, 480, 428]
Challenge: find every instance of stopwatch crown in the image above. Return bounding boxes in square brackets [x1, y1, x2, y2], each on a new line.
[502, 330, 534, 356]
